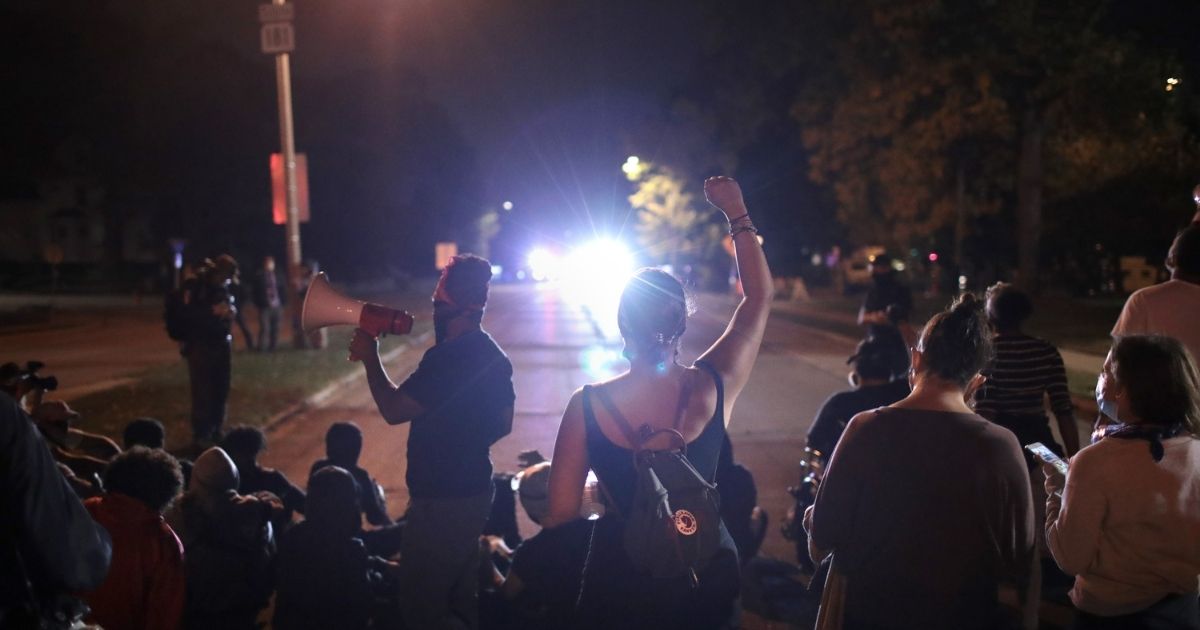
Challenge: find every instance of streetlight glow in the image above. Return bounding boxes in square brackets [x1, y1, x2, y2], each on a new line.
[502, 201, 514, 211]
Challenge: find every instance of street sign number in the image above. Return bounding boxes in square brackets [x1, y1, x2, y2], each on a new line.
[258, 3, 294, 23]
[261, 22, 294, 54]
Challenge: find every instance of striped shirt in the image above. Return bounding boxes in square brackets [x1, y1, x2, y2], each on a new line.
[975, 334, 1073, 420]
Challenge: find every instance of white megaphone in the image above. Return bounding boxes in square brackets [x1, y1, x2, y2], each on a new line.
[301, 272, 414, 338]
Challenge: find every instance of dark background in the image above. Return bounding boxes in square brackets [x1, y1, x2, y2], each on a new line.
[3, 0, 1199, 290]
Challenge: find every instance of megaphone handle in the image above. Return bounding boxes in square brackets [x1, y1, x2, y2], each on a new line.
[389, 310, 414, 336]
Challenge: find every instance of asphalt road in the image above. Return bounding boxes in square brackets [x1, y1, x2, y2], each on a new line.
[261, 281, 858, 562]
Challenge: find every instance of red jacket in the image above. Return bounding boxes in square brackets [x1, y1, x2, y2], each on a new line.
[84, 493, 186, 630]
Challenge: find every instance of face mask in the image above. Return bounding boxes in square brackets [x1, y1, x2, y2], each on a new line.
[1095, 374, 1121, 423]
[433, 301, 461, 344]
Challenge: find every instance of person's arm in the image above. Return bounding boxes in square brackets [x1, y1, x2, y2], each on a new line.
[808, 411, 872, 553]
[1046, 350, 1081, 456]
[990, 431, 1037, 630]
[363, 478, 393, 526]
[1, 395, 111, 592]
[695, 177, 774, 412]
[806, 394, 845, 457]
[349, 329, 425, 424]
[274, 471, 307, 516]
[1044, 448, 1105, 576]
[544, 390, 589, 528]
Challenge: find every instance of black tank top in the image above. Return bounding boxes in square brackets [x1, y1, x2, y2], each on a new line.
[577, 360, 740, 629]
[583, 360, 727, 517]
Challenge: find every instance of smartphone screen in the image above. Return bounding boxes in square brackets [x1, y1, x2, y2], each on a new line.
[1025, 442, 1069, 476]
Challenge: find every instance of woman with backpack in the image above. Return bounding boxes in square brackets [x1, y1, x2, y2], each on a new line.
[544, 176, 772, 629]
[805, 293, 1038, 629]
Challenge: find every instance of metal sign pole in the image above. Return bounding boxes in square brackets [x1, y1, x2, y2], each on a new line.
[263, 0, 305, 346]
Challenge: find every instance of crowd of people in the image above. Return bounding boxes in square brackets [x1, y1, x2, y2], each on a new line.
[2, 177, 1199, 630]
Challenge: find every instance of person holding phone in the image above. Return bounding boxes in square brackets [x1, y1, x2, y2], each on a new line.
[1043, 335, 1200, 628]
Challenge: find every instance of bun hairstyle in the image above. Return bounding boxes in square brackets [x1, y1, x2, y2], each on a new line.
[917, 292, 994, 387]
[618, 268, 694, 363]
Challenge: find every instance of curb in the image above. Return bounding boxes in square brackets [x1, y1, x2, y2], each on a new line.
[263, 330, 433, 434]
[768, 301, 1103, 416]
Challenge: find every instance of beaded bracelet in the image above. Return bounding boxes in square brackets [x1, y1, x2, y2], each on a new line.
[730, 223, 759, 239]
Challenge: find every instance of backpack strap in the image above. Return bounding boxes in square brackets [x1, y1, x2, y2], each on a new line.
[593, 381, 692, 453]
[591, 385, 642, 446]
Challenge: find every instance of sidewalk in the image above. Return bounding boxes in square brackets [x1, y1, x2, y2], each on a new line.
[768, 295, 1105, 414]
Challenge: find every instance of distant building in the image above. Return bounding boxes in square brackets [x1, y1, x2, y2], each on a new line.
[0, 176, 156, 265]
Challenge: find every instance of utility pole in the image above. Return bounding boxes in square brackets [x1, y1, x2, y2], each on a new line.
[260, 1, 305, 345]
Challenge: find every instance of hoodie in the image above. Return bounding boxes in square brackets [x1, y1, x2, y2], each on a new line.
[164, 447, 275, 629]
[84, 493, 185, 630]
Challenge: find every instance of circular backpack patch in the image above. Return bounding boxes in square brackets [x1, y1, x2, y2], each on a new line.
[673, 509, 698, 536]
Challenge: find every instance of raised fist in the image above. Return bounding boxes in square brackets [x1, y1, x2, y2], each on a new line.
[703, 176, 747, 218]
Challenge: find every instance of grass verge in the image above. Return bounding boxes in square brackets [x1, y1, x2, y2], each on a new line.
[777, 290, 1123, 399]
[69, 287, 432, 451]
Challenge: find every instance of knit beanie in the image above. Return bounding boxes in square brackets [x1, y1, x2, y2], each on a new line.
[190, 447, 239, 493]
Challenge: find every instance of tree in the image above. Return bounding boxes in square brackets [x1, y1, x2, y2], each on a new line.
[626, 164, 725, 272]
[796, 0, 1197, 289]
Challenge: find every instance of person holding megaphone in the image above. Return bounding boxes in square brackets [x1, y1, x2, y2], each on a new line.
[345, 253, 516, 630]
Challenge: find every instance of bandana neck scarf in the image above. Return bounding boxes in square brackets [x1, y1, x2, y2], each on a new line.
[1107, 421, 1186, 462]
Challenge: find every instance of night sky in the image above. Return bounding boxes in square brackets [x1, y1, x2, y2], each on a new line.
[3, 0, 1199, 282]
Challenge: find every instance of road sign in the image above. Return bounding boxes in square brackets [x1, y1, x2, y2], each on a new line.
[261, 22, 294, 54]
[258, 3, 294, 23]
[271, 153, 310, 225]
[436, 242, 458, 270]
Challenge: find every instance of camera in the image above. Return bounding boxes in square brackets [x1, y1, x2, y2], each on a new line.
[1, 360, 59, 396]
[21, 361, 58, 391]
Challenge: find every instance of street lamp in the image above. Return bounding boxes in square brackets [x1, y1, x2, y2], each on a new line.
[622, 155, 641, 176]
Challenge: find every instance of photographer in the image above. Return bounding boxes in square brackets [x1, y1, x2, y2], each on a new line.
[0, 361, 58, 414]
[179, 255, 239, 448]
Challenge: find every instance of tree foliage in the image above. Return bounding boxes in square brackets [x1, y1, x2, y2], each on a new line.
[795, 0, 1197, 284]
[627, 165, 724, 267]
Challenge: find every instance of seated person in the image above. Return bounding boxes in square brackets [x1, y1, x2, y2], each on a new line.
[715, 435, 768, 565]
[33, 400, 120, 482]
[83, 447, 186, 630]
[222, 425, 305, 523]
[806, 336, 911, 457]
[124, 417, 193, 487]
[310, 422, 405, 558]
[494, 461, 593, 629]
[274, 466, 398, 630]
[166, 447, 277, 630]
[309, 422, 390, 527]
